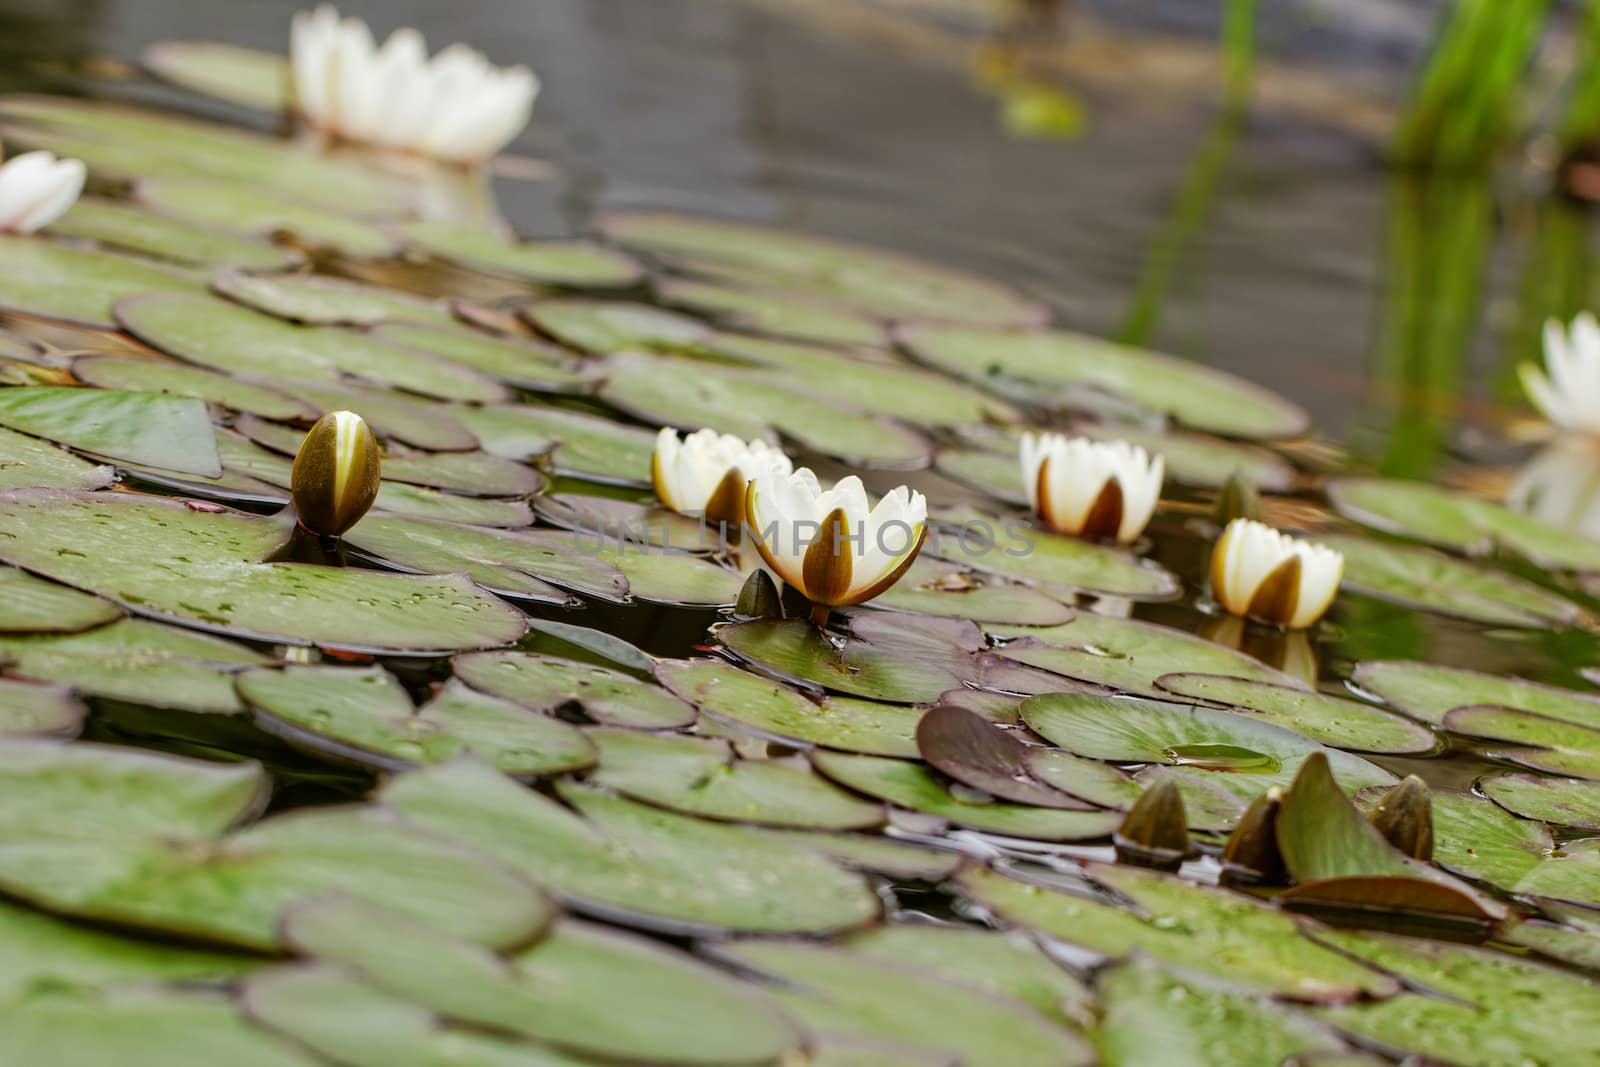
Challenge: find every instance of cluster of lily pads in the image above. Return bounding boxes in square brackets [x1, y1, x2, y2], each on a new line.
[1, 10, 1600, 1066]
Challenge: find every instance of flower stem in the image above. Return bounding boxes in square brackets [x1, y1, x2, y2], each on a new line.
[808, 602, 832, 629]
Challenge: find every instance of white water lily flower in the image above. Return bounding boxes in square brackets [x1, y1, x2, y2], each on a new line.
[745, 467, 927, 620]
[290, 5, 539, 164]
[0, 151, 85, 233]
[1521, 314, 1600, 435]
[1210, 518, 1343, 629]
[1508, 436, 1600, 539]
[1018, 432, 1164, 543]
[652, 428, 792, 524]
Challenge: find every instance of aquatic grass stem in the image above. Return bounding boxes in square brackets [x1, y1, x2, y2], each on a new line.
[1559, 0, 1600, 156]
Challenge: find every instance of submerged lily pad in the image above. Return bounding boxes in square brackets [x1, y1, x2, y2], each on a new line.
[586, 728, 884, 829]
[238, 665, 597, 776]
[0, 566, 121, 633]
[0, 236, 199, 326]
[397, 220, 644, 288]
[0, 386, 219, 476]
[46, 197, 301, 270]
[381, 758, 881, 935]
[1156, 673, 1437, 755]
[900, 325, 1308, 439]
[1481, 772, 1600, 830]
[0, 489, 528, 653]
[455, 651, 695, 728]
[656, 658, 922, 757]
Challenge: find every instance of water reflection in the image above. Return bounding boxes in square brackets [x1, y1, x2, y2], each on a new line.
[1509, 436, 1600, 540]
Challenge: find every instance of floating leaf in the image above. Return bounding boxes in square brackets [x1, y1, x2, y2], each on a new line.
[1444, 704, 1600, 780]
[0, 677, 85, 737]
[137, 177, 397, 257]
[455, 651, 695, 728]
[397, 220, 644, 288]
[1073, 421, 1297, 490]
[0, 423, 114, 491]
[717, 616, 980, 704]
[0, 386, 219, 476]
[455, 403, 654, 484]
[0, 235, 200, 326]
[524, 299, 712, 353]
[1481, 772, 1600, 831]
[373, 322, 594, 393]
[1156, 673, 1437, 755]
[212, 271, 456, 327]
[662, 279, 886, 346]
[1510, 838, 1600, 907]
[874, 556, 1073, 624]
[932, 509, 1179, 600]
[72, 355, 318, 421]
[143, 40, 290, 111]
[1352, 659, 1600, 727]
[269, 379, 478, 451]
[916, 704, 1091, 808]
[0, 566, 121, 633]
[46, 197, 301, 270]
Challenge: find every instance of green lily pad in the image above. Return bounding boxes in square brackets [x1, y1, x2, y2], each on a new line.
[0, 988, 319, 1067]
[281, 896, 798, 1064]
[372, 323, 594, 393]
[934, 448, 1030, 506]
[811, 751, 1120, 840]
[534, 493, 713, 551]
[656, 658, 923, 756]
[270, 380, 479, 451]
[957, 864, 1398, 1001]
[0, 677, 85, 736]
[397, 221, 644, 288]
[0, 423, 114, 491]
[1097, 958, 1349, 1067]
[915, 704, 1095, 809]
[137, 177, 397, 258]
[212, 271, 457, 328]
[238, 665, 597, 776]
[1073, 421, 1297, 491]
[143, 40, 290, 112]
[72, 355, 319, 421]
[933, 509, 1179, 600]
[455, 404, 654, 484]
[723, 940, 1092, 1067]
[346, 514, 626, 604]
[244, 964, 601, 1067]
[1319, 533, 1589, 628]
[524, 299, 712, 354]
[1351, 659, 1600, 728]
[117, 293, 506, 403]
[1357, 787, 1552, 892]
[0, 489, 529, 653]
[994, 613, 1301, 698]
[521, 618, 656, 674]
[601, 212, 1048, 327]
[1444, 705, 1600, 780]
[46, 197, 301, 270]
[1513, 838, 1600, 907]
[0, 566, 121, 633]
[0, 386, 219, 476]
[1155, 674, 1437, 755]
[375, 484, 533, 527]
[777, 829, 962, 880]
[586, 728, 884, 829]
[380, 758, 881, 935]
[600, 351, 933, 468]
[1328, 477, 1600, 572]
[899, 325, 1308, 439]
[0, 235, 201, 326]
[661, 278, 887, 346]
[1481, 772, 1600, 830]
[455, 651, 694, 728]
[716, 616, 980, 704]
[872, 556, 1074, 624]
[1021, 692, 1396, 802]
[589, 543, 742, 606]
[0, 617, 268, 713]
[1023, 749, 1248, 831]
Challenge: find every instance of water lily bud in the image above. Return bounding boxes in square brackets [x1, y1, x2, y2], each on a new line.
[1114, 776, 1190, 871]
[1221, 785, 1286, 886]
[292, 410, 380, 537]
[1520, 314, 1600, 434]
[734, 568, 783, 620]
[744, 467, 927, 626]
[1211, 468, 1262, 526]
[1368, 775, 1433, 861]
[0, 150, 86, 234]
[1018, 432, 1164, 543]
[653, 428, 792, 527]
[1210, 518, 1343, 629]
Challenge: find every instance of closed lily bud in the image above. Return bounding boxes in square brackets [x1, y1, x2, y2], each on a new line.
[734, 568, 783, 620]
[1520, 314, 1600, 435]
[744, 467, 927, 625]
[653, 427, 792, 527]
[1019, 432, 1163, 543]
[1221, 785, 1286, 886]
[1368, 775, 1433, 861]
[1211, 468, 1262, 526]
[0, 150, 86, 234]
[292, 410, 380, 537]
[1114, 775, 1190, 871]
[1210, 518, 1343, 630]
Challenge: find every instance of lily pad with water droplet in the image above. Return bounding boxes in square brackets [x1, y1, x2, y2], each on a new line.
[900, 325, 1309, 440]
[1514, 838, 1600, 909]
[586, 728, 884, 830]
[1481, 772, 1600, 831]
[117, 292, 507, 403]
[932, 508, 1179, 600]
[1355, 786, 1552, 892]
[0, 565, 122, 633]
[212, 271, 457, 328]
[0, 235, 202, 327]
[0, 423, 114, 491]
[0, 617, 268, 713]
[1352, 659, 1600, 728]
[810, 751, 1120, 840]
[1156, 673, 1437, 755]
[957, 864, 1398, 1000]
[0, 489, 529, 653]
[372, 322, 595, 393]
[456, 651, 694, 728]
[873, 556, 1073, 625]
[72, 355, 319, 421]
[397, 221, 645, 289]
[0, 386, 219, 476]
[656, 658, 923, 756]
[143, 40, 290, 111]
[1320, 533, 1589, 628]
[1022, 692, 1395, 803]
[721, 939, 1094, 1067]
[1443, 705, 1600, 780]
[660, 277, 888, 346]
[46, 197, 303, 271]
[601, 211, 1049, 327]
[381, 758, 881, 935]
[237, 665, 597, 776]
[455, 403, 654, 484]
[137, 176, 398, 257]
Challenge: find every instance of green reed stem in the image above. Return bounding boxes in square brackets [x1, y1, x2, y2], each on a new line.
[1498, 196, 1590, 405]
[1559, 0, 1600, 154]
